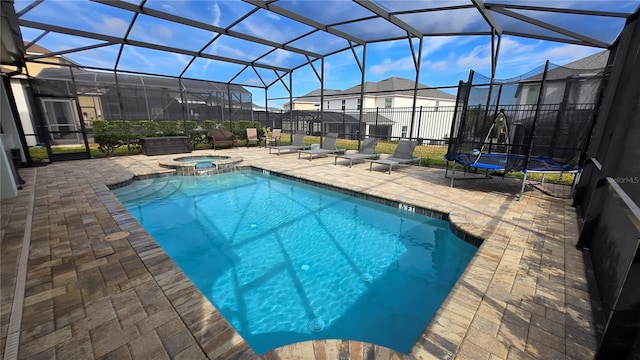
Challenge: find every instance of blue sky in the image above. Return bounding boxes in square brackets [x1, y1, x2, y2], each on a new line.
[15, 0, 635, 109]
[257, 35, 605, 108]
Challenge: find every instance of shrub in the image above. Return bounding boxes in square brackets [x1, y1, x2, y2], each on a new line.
[94, 133, 123, 156]
[201, 120, 217, 130]
[157, 121, 181, 136]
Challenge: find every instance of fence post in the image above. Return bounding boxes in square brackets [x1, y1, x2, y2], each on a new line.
[417, 106, 423, 144]
[375, 107, 379, 138]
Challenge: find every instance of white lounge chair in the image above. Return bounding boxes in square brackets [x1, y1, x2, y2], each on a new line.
[369, 140, 420, 174]
[334, 137, 379, 167]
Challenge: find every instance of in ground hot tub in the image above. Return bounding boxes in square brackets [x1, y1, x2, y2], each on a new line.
[159, 153, 243, 175]
[175, 155, 229, 168]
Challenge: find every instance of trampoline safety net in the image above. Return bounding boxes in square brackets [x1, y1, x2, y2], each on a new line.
[447, 60, 608, 173]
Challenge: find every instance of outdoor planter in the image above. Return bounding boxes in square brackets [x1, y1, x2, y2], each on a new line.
[141, 136, 191, 155]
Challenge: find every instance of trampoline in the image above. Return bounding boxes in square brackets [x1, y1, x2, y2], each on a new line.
[446, 152, 580, 199]
[445, 61, 605, 200]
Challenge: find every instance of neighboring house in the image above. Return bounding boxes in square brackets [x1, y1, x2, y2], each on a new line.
[500, 51, 609, 158]
[21, 43, 81, 76]
[515, 50, 610, 107]
[252, 103, 281, 112]
[283, 77, 456, 141]
[329, 76, 455, 111]
[283, 89, 341, 110]
[287, 77, 455, 110]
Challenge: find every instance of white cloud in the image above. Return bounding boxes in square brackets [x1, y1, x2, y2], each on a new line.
[541, 44, 601, 64]
[207, 40, 256, 61]
[456, 43, 491, 70]
[430, 60, 449, 71]
[94, 16, 129, 36]
[492, 38, 602, 77]
[122, 47, 155, 72]
[499, 37, 539, 55]
[421, 36, 461, 57]
[241, 77, 263, 86]
[173, 53, 191, 66]
[210, 2, 221, 27]
[369, 56, 415, 76]
[154, 26, 174, 40]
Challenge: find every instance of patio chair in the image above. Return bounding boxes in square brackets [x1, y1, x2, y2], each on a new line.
[334, 137, 379, 167]
[369, 140, 420, 174]
[298, 133, 339, 160]
[245, 128, 263, 147]
[265, 128, 282, 147]
[269, 131, 309, 155]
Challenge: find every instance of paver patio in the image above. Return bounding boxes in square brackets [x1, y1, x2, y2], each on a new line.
[1, 147, 599, 359]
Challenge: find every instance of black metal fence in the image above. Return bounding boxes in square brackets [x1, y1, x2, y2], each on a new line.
[254, 106, 456, 145]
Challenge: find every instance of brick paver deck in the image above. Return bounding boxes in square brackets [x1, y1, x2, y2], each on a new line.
[1, 147, 599, 359]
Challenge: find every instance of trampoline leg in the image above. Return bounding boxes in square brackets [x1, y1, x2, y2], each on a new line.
[519, 170, 528, 201]
[450, 162, 456, 187]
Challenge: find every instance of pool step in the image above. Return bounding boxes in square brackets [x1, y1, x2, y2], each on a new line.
[113, 178, 181, 204]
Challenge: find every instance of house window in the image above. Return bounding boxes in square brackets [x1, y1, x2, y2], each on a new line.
[384, 97, 392, 108]
[526, 86, 540, 104]
[326, 101, 330, 109]
[341, 99, 346, 110]
[357, 98, 361, 110]
[434, 100, 439, 112]
[401, 125, 408, 138]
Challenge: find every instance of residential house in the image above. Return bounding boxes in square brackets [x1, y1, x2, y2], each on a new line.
[283, 77, 456, 142]
[283, 89, 341, 110]
[514, 50, 610, 107]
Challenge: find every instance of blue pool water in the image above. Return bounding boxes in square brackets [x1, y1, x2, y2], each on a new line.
[113, 171, 477, 354]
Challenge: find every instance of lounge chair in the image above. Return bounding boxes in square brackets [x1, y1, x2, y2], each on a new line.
[334, 137, 379, 167]
[245, 128, 263, 147]
[269, 131, 309, 155]
[369, 140, 420, 174]
[298, 133, 339, 160]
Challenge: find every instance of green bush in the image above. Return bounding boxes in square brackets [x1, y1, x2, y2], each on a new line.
[232, 120, 262, 139]
[94, 133, 123, 155]
[157, 121, 181, 136]
[91, 120, 267, 155]
[201, 120, 217, 130]
[187, 129, 208, 148]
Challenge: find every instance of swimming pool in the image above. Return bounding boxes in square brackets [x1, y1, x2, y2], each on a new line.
[113, 171, 477, 354]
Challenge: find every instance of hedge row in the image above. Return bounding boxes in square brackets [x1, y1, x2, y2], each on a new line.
[92, 120, 263, 155]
